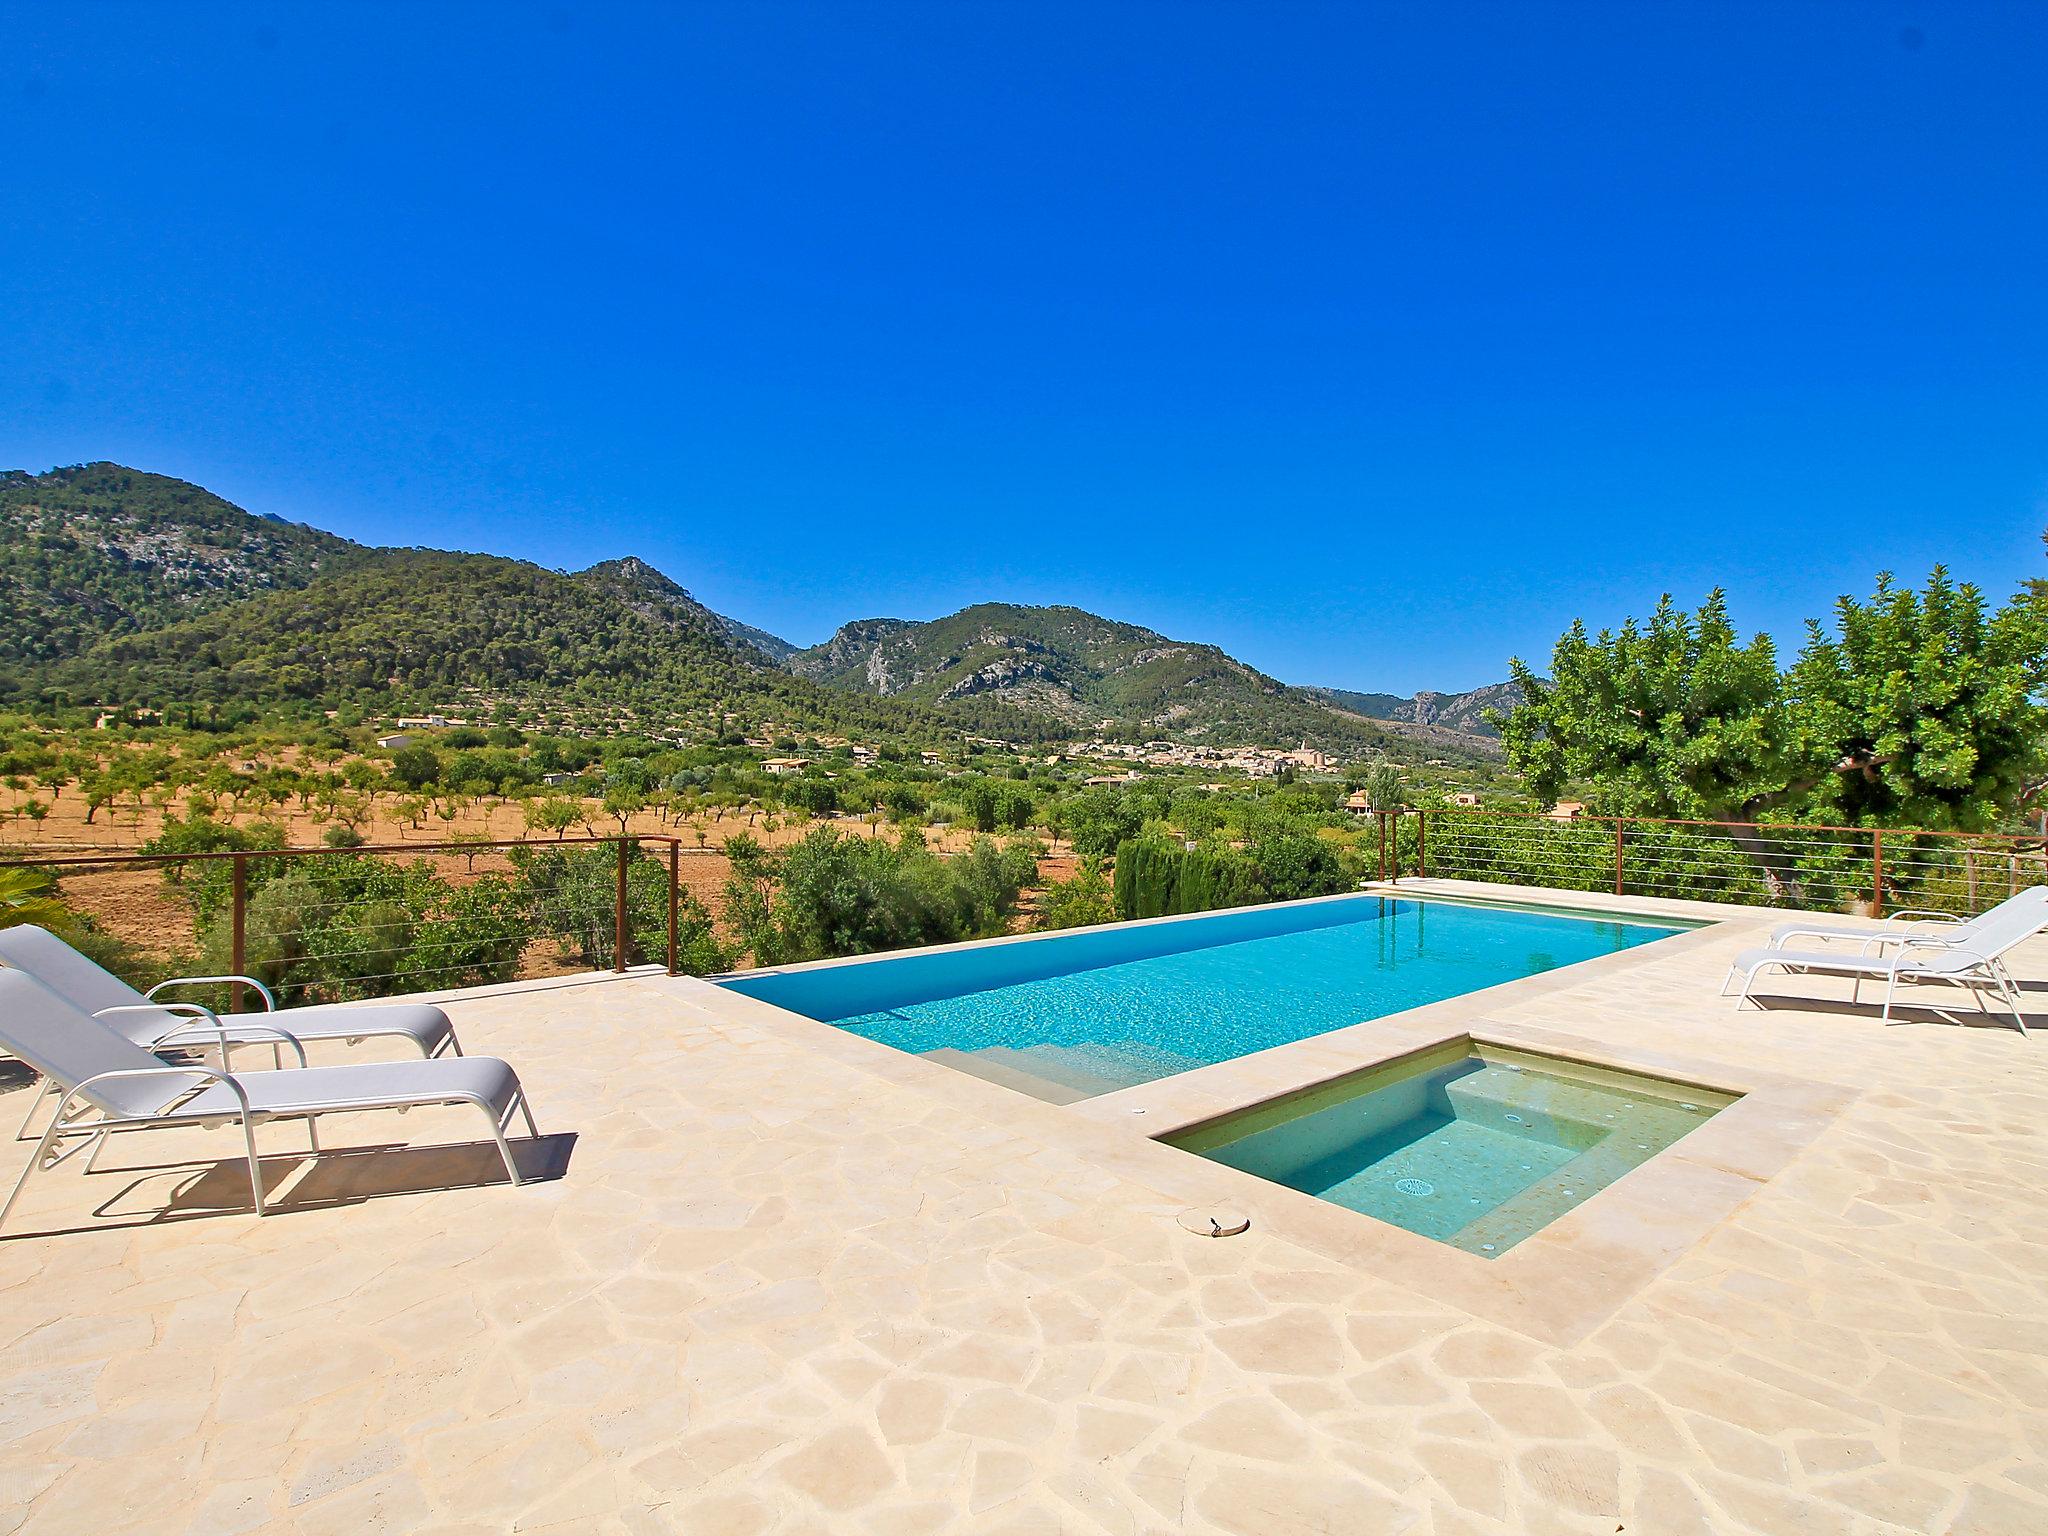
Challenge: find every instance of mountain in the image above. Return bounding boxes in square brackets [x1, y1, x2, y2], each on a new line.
[0, 463, 363, 669]
[0, 462, 1503, 759]
[1303, 681, 1522, 738]
[786, 602, 1496, 756]
[0, 465, 1027, 740]
[38, 549, 1040, 739]
[576, 557, 797, 661]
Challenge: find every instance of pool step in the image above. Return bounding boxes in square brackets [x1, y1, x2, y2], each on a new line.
[922, 1047, 1127, 1104]
[1441, 1068, 1615, 1150]
[923, 1041, 1206, 1104]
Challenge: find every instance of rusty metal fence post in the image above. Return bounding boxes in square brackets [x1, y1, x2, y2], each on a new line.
[1872, 830, 1884, 918]
[1416, 809, 1427, 880]
[667, 839, 681, 975]
[229, 853, 248, 1013]
[614, 837, 630, 972]
[1614, 818, 1626, 897]
[1376, 812, 1388, 883]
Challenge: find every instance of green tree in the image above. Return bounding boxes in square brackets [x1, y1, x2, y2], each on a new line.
[1783, 570, 2045, 829]
[389, 743, 442, 790]
[524, 797, 582, 840]
[1038, 856, 1115, 929]
[1362, 763, 1404, 812]
[1495, 591, 1786, 821]
[1498, 577, 2047, 835]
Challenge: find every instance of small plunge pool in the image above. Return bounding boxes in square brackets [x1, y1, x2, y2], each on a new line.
[1165, 1039, 1734, 1257]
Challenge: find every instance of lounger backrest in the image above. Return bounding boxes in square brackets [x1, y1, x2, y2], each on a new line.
[1951, 887, 2048, 959]
[0, 924, 148, 1016]
[0, 968, 195, 1119]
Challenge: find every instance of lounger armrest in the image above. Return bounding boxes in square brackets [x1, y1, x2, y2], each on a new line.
[105, 1002, 309, 1071]
[1892, 934, 1978, 963]
[61, 1064, 251, 1124]
[147, 975, 278, 1012]
[1882, 910, 1962, 926]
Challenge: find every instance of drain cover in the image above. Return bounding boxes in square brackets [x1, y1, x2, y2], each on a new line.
[1394, 1177, 1435, 1197]
[1177, 1207, 1251, 1238]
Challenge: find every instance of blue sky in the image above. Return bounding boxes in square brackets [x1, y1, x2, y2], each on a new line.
[3, 3, 2044, 694]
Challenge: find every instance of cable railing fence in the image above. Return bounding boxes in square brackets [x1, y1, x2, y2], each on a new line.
[1374, 808, 2046, 918]
[1, 835, 722, 1012]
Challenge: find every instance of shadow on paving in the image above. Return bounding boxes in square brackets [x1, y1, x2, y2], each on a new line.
[1748, 992, 2035, 1032]
[2, 1132, 577, 1240]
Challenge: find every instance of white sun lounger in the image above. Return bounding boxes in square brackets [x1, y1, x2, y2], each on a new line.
[0, 968, 537, 1230]
[1722, 919, 2034, 1036]
[0, 924, 462, 1138]
[1764, 884, 2048, 954]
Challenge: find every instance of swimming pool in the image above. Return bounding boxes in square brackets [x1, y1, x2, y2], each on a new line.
[721, 894, 1686, 1101]
[1167, 1038, 1732, 1256]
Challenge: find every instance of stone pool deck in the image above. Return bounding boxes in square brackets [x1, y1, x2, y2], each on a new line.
[3, 890, 2046, 1534]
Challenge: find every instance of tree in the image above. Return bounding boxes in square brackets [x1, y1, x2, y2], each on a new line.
[389, 744, 442, 790]
[1498, 577, 2046, 834]
[603, 786, 647, 834]
[1038, 856, 1114, 929]
[960, 779, 999, 834]
[1784, 570, 2045, 829]
[524, 797, 582, 841]
[1495, 591, 1786, 822]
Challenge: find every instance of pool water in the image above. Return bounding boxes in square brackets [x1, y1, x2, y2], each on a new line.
[1169, 1040, 1732, 1256]
[721, 895, 1683, 1101]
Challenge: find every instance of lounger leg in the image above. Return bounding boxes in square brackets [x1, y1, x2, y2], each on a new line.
[0, 1112, 73, 1233]
[1996, 973, 2029, 1036]
[517, 1092, 538, 1139]
[241, 1116, 266, 1217]
[13, 1078, 52, 1142]
[1883, 971, 1899, 1022]
[306, 1115, 320, 1155]
[1736, 963, 1765, 1012]
[84, 1128, 110, 1172]
[482, 1104, 523, 1188]
[1850, 974, 1860, 1006]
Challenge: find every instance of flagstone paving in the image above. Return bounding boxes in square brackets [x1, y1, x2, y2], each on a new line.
[2, 898, 2045, 1534]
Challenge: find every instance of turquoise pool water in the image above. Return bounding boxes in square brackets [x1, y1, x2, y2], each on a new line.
[1170, 1040, 1732, 1256]
[721, 895, 1683, 1101]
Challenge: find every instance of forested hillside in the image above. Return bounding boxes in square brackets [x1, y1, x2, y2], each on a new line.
[0, 463, 363, 667]
[0, 462, 1497, 758]
[788, 602, 1457, 753]
[35, 550, 1043, 739]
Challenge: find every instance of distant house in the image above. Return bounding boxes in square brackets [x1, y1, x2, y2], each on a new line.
[762, 758, 811, 776]
[377, 734, 413, 750]
[919, 752, 943, 767]
[1343, 790, 1373, 812]
[396, 715, 463, 730]
[540, 772, 580, 788]
[848, 746, 879, 765]
[1545, 799, 1586, 821]
[1449, 792, 1480, 807]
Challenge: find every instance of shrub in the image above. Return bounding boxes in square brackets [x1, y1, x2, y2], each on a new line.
[1039, 857, 1115, 930]
[723, 827, 1035, 965]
